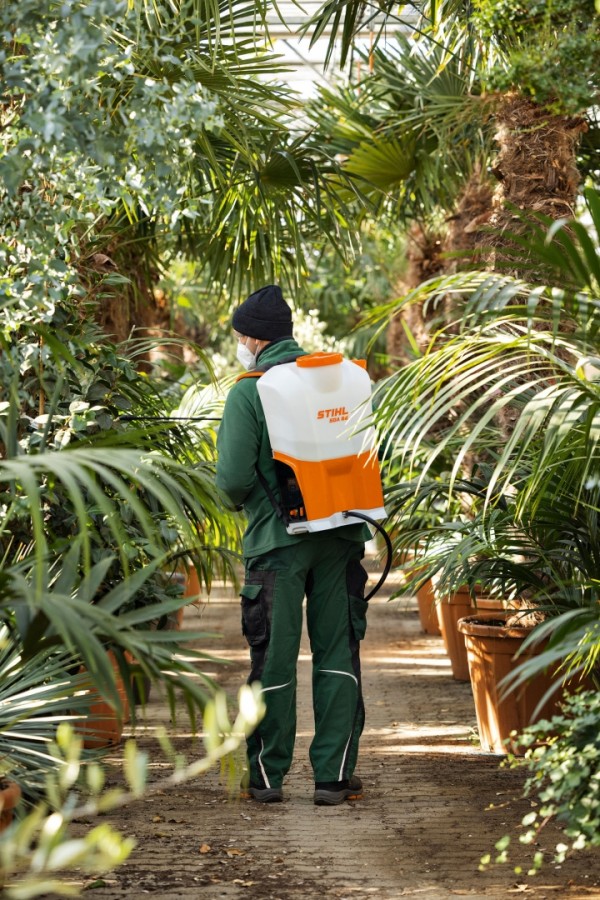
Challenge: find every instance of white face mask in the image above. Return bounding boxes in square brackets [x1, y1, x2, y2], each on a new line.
[236, 339, 257, 371]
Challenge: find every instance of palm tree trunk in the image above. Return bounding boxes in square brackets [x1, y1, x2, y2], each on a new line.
[82, 236, 188, 368]
[386, 224, 445, 366]
[487, 94, 587, 246]
[444, 166, 494, 268]
[387, 169, 494, 365]
[481, 94, 587, 438]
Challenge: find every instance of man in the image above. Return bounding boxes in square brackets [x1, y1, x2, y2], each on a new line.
[216, 284, 371, 806]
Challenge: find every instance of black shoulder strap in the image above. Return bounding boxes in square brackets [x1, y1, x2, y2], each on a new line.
[255, 465, 288, 524]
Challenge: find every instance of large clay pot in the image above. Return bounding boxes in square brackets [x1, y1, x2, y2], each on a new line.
[166, 563, 201, 631]
[182, 563, 202, 624]
[436, 586, 473, 680]
[436, 587, 507, 682]
[458, 613, 565, 754]
[78, 650, 130, 750]
[0, 780, 21, 832]
[415, 578, 441, 635]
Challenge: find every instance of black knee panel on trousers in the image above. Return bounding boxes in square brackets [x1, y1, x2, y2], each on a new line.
[240, 569, 276, 683]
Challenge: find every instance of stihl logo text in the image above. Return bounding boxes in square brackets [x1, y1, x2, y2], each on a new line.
[317, 407, 349, 423]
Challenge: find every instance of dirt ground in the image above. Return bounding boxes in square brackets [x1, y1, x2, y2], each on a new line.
[47, 555, 600, 900]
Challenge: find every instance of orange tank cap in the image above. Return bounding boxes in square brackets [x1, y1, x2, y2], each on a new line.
[352, 359, 367, 369]
[295, 352, 343, 368]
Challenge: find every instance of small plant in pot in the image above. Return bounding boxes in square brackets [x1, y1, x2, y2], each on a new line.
[385, 475, 514, 679]
[382, 451, 467, 638]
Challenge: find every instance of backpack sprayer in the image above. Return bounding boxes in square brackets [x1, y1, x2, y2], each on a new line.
[252, 351, 392, 601]
[121, 351, 393, 600]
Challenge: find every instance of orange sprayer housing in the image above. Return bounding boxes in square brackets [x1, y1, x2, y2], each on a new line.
[256, 352, 386, 534]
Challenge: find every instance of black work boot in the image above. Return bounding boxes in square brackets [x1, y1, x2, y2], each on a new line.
[314, 775, 364, 806]
[241, 784, 283, 803]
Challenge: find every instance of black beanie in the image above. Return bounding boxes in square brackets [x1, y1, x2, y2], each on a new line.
[232, 284, 293, 340]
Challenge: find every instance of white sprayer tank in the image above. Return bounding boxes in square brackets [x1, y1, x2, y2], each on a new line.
[257, 352, 386, 534]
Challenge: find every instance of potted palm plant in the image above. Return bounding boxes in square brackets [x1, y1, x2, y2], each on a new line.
[374, 188, 600, 751]
[0, 290, 260, 900]
[454, 490, 599, 752]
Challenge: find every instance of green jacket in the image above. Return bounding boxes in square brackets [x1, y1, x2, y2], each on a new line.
[215, 338, 370, 558]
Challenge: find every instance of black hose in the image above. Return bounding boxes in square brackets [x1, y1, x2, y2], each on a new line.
[343, 510, 392, 602]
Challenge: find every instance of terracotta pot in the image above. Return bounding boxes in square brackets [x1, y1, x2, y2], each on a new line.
[458, 613, 571, 755]
[0, 780, 21, 832]
[382, 528, 415, 569]
[78, 650, 130, 750]
[436, 587, 507, 682]
[472, 595, 512, 612]
[415, 578, 442, 636]
[165, 564, 200, 631]
[183, 564, 201, 600]
[436, 587, 473, 681]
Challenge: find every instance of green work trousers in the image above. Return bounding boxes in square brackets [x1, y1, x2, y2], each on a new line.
[240, 536, 368, 789]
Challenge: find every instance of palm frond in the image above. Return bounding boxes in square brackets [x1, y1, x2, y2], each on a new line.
[186, 132, 366, 296]
[6, 550, 224, 725]
[306, 29, 493, 223]
[301, 1, 417, 67]
[0, 630, 91, 797]
[0, 443, 232, 581]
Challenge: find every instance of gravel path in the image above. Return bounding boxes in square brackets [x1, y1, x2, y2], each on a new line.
[48, 558, 600, 899]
